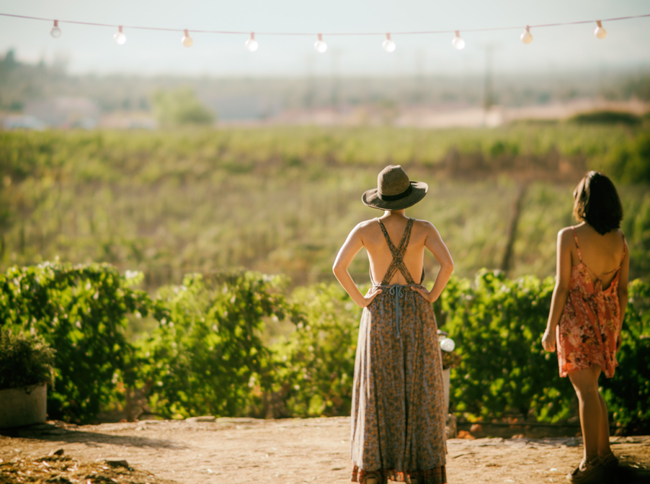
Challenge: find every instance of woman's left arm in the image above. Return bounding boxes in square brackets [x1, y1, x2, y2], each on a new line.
[542, 229, 573, 352]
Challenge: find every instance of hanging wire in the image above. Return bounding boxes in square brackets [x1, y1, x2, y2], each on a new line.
[0, 11, 649, 37]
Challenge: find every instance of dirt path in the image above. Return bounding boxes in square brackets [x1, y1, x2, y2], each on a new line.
[1, 418, 649, 484]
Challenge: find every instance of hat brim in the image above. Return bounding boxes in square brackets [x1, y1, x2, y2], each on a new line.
[362, 181, 428, 210]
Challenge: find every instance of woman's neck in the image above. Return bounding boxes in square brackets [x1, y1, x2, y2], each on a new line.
[382, 209, 406, 218]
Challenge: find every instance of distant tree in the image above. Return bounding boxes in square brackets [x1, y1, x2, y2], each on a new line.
[151, 87, 216, 127]
[2, 49, 17, 67]
[623, 74, 650, 101]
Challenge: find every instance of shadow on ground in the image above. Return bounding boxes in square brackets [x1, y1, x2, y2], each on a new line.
[0, 423, 186, 450]
[603, 465, 650, 484]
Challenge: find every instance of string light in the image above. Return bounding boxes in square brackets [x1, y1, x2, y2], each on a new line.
[114, 25, 126, 45]
[382, 33, 396, 53]
[440, 338, 455, 352]
[50, 20, 61, 38]
[182, 29, 193, 47]
[452, 30, 465, 50]
[245, 32, 258, 52]
[521, 25, 533, 44]
[314, 33, 327, 53]
[4, 12, 645, 49]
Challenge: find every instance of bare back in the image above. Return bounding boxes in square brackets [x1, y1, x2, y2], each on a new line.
[358, 216, 434, 285]
[570, 223, 627, 290]
[333, 209, 454, 307]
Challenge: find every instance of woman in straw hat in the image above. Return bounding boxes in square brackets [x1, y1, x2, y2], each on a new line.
[333, 165, 454, 484]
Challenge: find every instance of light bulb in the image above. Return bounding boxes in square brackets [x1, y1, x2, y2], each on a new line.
[50, 20, 62, 38]
[440, 338, 455, 352]
[182, 29, 193, 48]
[452, 30, 465, 50]
[382, 33, 396, 53]
[314, 33, 327, 53]
[521, 25, 533, 44]
[594, 20, 607, 39]
[114, 26, 126, 45]
[245, 32, 259, 52]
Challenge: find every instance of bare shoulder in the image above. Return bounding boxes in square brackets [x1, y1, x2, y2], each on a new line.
[411, 218, 439, 234]
[410, 219, 442, 243]
[557, 227, 575, 247]
[355, 218, 379, 231]
[350, 218, 380, 237]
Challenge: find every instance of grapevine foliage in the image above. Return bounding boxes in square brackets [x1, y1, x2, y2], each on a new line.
[271, 283, 363, 417]
[1, 262, 648, 433]
[0, 262, 164, 422]
[137, 271, 297, 419]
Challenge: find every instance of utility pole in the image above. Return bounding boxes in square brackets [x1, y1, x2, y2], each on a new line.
[483, 44, 494, 112]
[303, 54, 316, 109]
[481, 43, 502, 126]
[414, 49, 426, 103]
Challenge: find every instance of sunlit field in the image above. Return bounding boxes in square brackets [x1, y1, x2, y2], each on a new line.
[2, 124, 649, 289]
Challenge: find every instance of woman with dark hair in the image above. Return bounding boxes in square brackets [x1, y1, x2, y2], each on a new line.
[333, 165, 453, 484]
[542, 171, 629, 483]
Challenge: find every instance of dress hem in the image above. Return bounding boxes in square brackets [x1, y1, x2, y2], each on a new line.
[351, 464, 447, 484]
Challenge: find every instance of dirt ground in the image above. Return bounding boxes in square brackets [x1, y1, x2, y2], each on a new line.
[1, 417, 649, 484]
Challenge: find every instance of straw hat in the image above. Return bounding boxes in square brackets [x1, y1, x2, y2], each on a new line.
[362, 165, 428, 210]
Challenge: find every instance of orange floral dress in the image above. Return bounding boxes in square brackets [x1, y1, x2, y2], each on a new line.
[556, 227, 626, 378]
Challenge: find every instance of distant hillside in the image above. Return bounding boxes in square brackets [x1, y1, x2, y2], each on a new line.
[1, 48, 649, 121]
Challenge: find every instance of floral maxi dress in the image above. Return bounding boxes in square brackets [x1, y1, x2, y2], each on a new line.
[351, 218, 447, 484]
[556, 227, 626, 378]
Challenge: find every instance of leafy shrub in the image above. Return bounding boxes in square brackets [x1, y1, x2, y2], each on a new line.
[601, 279, 650, 434]
[569, 110, 641, 126]
[272, 283, 362, 417]
[0, 327, 55, 390]
[2, 260, 648, 432]
[440, 270, 571, 421]
[440, 270, 650, 433]
[0, 262, 163, 423]
[137, 271, 297, 419]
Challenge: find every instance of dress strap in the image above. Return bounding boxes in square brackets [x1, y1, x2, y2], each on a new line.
[571, 226, 583, 262]
[377, 218, 416, 285]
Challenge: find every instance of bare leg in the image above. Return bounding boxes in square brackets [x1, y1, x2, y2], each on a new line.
[568, 365, 603, 462]
[596, 391, 612, 456]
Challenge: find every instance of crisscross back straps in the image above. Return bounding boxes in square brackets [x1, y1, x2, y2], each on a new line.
[377, 218, 415, 285]
[571, 226, 583, 262]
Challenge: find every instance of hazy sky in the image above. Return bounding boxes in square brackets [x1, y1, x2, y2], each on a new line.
[0, 0, 649, 77]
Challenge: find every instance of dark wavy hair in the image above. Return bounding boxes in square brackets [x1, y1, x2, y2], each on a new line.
[572, 171, 623, 235]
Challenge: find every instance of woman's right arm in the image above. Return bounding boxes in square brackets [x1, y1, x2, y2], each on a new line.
[542, 229, 572, 352]
[333, 224, 383, 308]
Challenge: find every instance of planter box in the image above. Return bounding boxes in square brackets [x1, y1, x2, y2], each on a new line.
[0, 383, 47, 429]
